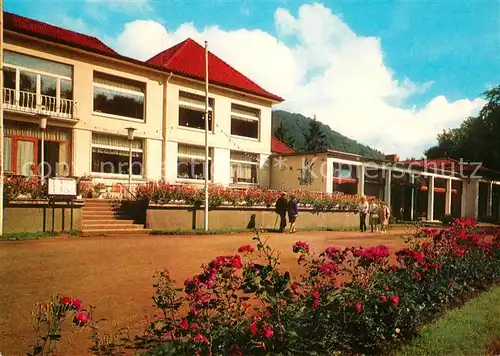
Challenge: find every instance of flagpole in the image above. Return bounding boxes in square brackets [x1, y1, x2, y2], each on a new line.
[204, 40, 209, 232]
[0, 0, 5, 236]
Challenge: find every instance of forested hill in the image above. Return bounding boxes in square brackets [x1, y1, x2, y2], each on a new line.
[272, 110, 384, 159]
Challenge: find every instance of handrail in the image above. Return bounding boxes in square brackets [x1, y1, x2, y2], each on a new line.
[117, 183, 137, 201]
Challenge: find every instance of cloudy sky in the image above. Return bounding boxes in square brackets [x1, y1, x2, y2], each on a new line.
[6, 0, 499, 158]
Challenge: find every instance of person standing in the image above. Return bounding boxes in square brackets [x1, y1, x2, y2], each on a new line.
[368, 198, 380, 232]
[381, 203, 391, 233]
[275, 192, 288, 233]
[288, 194, 299, 234]
[357, 196, 369, 233]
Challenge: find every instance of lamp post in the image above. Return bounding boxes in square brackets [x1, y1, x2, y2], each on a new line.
[38, 115, 48, 184]
[126, 127, 136, 195]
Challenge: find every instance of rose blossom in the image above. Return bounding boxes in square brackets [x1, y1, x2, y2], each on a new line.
[355, 301, 362, 313]
[390, 295, 400, 308]
[263, 326, 274, 339]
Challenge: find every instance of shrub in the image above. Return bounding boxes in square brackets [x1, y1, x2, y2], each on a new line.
[441, 214, 454, 225]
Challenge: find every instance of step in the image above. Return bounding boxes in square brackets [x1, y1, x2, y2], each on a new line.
[81, 229, 149, 237]
[80, 219, 135, 225]
[81, 224, 144, 230]
[81, 214, 135, 220]
[82, 206, 125, 212]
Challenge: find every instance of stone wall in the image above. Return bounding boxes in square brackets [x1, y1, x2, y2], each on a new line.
[146, 204, 359, 231]
[3, 201, 83, 234]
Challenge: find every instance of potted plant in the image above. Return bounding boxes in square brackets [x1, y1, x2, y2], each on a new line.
[93, 183, 107, 199]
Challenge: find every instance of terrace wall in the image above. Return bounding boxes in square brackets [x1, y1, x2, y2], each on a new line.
[146, 204, 359, 231]
[3, 201, 83, 234]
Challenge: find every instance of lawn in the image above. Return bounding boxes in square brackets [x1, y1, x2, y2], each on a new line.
[396, 285, 500, 356]
[0, 227, 409, 355]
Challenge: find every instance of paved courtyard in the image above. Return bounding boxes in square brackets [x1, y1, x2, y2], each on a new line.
[0, 227, 412, 355]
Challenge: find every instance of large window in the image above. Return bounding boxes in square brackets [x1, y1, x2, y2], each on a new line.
[177, 144, 212, 180]
[231, 103, 259, 139]
[230, 151, 258, 184]
[91, 133, 143, 176]
[178, 91, 214, 131]
[3, 51, 73, 115]
[93, 72, 145, 120]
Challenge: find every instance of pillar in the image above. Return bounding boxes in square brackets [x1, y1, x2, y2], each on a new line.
[487, 182, 493, 217]
[384, 168, 391, 205]
[427, 176, 435, 221]
[461, 180, 467, 217]
[357, 165, 365, 196]
[445, 178, 452, 215]
[410, 174, 415, 220]
[326, 158, 334, 194]
[464, 179, 479, 220]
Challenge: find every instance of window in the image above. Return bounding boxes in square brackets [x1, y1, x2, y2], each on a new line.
[177, 144, 212, 180]
[178, 91, 214, 131]
[3, 137, 12, 172]
[333, 162, 357, 179]
[231, 103, 259, 139]
[91, 133, 143, 176]
[93, 72, 145, 120]
[230, 151, 258, 184]
[3, 51, 73, 114]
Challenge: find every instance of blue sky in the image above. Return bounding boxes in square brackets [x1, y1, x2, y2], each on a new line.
[4, 0, 499, 156]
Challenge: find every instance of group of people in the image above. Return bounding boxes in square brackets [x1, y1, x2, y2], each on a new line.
[357, 196, 391, 233]
[275, 192, 299, 234]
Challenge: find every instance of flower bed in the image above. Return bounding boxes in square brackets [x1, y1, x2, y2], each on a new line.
[135, 181, 375, 211]
[3, 175, 47, 202]
[27, 219, 500, 355]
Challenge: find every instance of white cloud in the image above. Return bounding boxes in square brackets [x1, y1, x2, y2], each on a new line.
[111, 2, 485, 158]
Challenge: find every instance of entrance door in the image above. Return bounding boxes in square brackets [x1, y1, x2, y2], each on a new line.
[16, 138, 37, 176]
[38, 140, 61, 178]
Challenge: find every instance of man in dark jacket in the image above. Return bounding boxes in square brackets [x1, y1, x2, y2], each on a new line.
[275, 192, 288, 233]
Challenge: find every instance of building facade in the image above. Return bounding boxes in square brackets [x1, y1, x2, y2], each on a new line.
[2, 12, 282, 192]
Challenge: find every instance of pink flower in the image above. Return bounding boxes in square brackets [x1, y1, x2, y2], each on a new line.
[179, 319, 188, 330]
[263, 326, 274, 339]
[383, 285, 389, 291]
[293, 241, 310, 253]
[390, 295, 400, 308]
[238, 245, 255, 254]
[193, 334, 209, 343]
[355, 301, 362, 313]
[379, 295, 387, 303]
[72, 299, 83, 311]
[73, 312, 88, 326]
[250, 320, 258, 336]
[449, 280, 456, 288]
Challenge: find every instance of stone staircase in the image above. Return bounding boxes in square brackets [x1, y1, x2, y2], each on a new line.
[81, 199, 147, 237]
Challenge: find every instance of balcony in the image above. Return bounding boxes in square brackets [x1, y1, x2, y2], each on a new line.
[2, 88, 78, 120]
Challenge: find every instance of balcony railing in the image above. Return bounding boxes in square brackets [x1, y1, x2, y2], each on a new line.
[2, 88, 77, 120]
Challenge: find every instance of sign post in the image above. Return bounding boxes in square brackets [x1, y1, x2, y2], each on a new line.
[48, 177, 77, 232]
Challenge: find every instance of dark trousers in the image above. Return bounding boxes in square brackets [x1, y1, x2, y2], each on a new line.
[359, 213, 367, 232]
[278, 213, 287, 232]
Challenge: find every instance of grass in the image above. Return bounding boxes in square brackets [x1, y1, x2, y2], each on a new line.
[395, 285, 500, 356]
[149, 225, 363, 235]
[0, 230, 81, 240]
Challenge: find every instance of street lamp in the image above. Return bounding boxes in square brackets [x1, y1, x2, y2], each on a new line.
[38, 114, 49, 184]
[126, 127, 136, 194]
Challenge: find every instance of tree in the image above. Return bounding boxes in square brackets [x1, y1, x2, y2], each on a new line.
[273, 121, 294, 149]
[303, 115, 327, 152]
[425, 85, 500, 170]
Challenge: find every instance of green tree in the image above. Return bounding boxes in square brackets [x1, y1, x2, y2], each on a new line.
[303, 115, 327, 152]
[273, 121, 295, 149]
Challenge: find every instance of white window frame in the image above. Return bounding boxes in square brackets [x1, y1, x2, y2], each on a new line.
[230, 103, 260, 141]
[90, 139, 144, 178]
[230, 153, 259, 186]
[178, 91, 215, 133]
[176, 145, 213, 182]
[92, 73, 146, 122]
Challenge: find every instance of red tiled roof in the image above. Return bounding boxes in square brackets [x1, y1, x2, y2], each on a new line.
[147, 38, 284, 102]
[271, 136, 295, 154]
[4, 12, 118, 57]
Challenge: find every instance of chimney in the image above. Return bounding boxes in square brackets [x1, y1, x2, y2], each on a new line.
[384, 154, 399, 163]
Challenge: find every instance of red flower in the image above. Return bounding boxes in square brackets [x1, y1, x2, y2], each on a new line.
[72, 299, 83, 312]
[379, 295, 387, 303]
[383, 285, 389, 291]
[250, 320, 258, 336]
[355, 301, 362, 313]
[60, 296, 72, 305]
[40, 302, 48, 310]
[263, 326, 274, 339]
[73, 312, 89, 326]
[390, 295, 400, 308]
[230, 344, 243, 356]
[238, 245, 255, 254]
[414, 272, 422, 281]
[449, 280, 456, 288]
[193, 334, 209, 343]
[179, 319, 188, 330]
[293, 241, 310, 253]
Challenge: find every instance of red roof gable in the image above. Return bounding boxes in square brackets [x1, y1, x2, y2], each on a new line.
[271, 136, 295, 154]
[4, 12, 118, 57]
[147, 38, 284, 102]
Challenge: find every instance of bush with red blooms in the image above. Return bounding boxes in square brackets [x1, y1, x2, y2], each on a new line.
[30, 219, 500, 355]
[134, 180, 380, 211]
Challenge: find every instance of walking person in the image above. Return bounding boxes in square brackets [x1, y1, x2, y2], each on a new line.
[275, 192, 288, 233]
[380, 202, 391, 234]
[368, 198, 380, 232]
[288, 194, 299, 234]
[357, 196, 369, 233]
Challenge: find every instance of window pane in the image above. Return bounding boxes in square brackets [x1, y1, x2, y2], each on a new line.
[4, 51, 72, 77]
[92, 148, 143, 176]
[231, 117, 258, 138]
[92, 133, 142, 149]
[177, 157, 212, 180]
[41, 75, 57, 97]
[179, 107, 212, 130]
[17, 140, 35, 176]
[20, 71, 36, 93]
[3, 137, 12, 172]
[60, 78, 73, 100]
[3, 67, 16, 90]
[94, 72, 144, 93]
[94, 86, 144, 120]
[231, 162, 257, 183]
